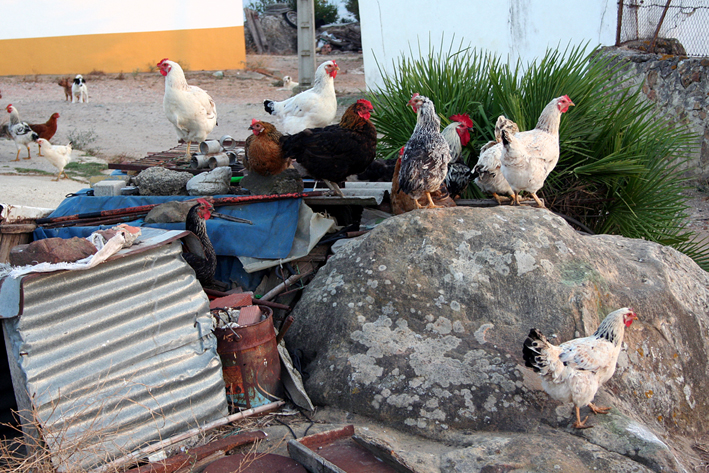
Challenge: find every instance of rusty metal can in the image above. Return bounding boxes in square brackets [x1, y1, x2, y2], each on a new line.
[214, 306, 283, 408]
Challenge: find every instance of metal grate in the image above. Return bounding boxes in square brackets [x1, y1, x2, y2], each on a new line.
[617, 0, 709, 56]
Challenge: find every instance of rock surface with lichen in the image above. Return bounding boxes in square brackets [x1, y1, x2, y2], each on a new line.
[286, 206, 709, 471]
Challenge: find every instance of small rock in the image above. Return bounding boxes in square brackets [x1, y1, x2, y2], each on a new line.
[187, 167, 232, 196]
[240, 168, 303, 195]
[135, 167, 193, 196]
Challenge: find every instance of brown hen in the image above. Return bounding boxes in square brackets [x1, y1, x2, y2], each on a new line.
[243, 119, 290, 176]
[29, 113, 60, 156]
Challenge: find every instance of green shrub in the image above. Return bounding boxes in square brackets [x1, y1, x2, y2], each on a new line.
[367, 38, 709, 271]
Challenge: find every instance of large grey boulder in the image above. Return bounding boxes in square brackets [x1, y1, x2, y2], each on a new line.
[187, 167, 232, 196]
[286, 206, 709, 471]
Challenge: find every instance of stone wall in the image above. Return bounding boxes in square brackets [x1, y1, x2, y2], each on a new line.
[602, 48, 709, 180]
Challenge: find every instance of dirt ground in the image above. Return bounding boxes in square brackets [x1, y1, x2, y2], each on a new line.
[0, 52, 707, 242]
[0, 54, 366, 208]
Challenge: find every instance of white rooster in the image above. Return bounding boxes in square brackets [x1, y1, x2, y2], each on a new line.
[36, 138, 72, 180]
[473, 115, 519, 204]
[500, 95, 574, 207]
[157, 58, 217, 157]
[263, 60, 339, 135]
[3, 104, 39, 161]
[523, 307, 638, 429]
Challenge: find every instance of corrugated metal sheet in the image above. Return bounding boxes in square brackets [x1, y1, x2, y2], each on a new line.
[0, 229, 227, 470]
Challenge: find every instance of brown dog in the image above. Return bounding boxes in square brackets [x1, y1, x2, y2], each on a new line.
[57, 77, 72, 101]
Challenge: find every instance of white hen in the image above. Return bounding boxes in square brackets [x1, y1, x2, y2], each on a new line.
[157, 58, 217, 157]
[3, 104, 39, 161]
[499, 95, 574, 207]
[473, 115, 519, 204]
[523, 308, 638, 429]
[263, 60, 339, 134]
[36, 138, 72, 180]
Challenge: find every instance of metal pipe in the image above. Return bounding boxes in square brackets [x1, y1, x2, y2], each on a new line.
[650, 0, 672, 54]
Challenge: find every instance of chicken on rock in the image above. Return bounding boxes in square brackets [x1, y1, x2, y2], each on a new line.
[3, 105, 39, 161]
[243, 119, 290, 177]
[263, 60, 339, 135]
[500, 95, 574, 207]
[523, 307, 638, 429]
[158, 58, 217, 157]
[182, 199, 217, 288]
[36, 138, 72, 181]
[473, 115, 519, 204]
[281, 98, 376, 197]
[29, 112, 60, 157]
[398, 94, 453, 209]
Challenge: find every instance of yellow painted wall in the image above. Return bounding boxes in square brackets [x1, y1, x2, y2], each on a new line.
[0, 26, 246, 76]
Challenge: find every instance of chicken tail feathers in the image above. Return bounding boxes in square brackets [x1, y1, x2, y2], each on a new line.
[522, 328, 551, 372]
[264, 100, 276, 115]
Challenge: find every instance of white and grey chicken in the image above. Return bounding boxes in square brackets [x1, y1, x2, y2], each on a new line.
[523, 307, 638, 429]
[500, 95, 574, 207]
[473, 115, 519, 204]
[263, 60, 339, 135]
[157, 58, 217, 157]
[36, 138, 72, 180]
[3, 104, 39, 161]
[398, 94, 452, 209]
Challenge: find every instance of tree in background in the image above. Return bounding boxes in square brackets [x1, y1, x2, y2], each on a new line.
[245, 0, 340, 26]
[345, 0, 359, 21]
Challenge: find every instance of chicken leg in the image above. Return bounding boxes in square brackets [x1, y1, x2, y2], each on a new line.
[424, 191, 443, 209]
[530, 192, 545, 208]
[12, 149, 21, 162]
[588, 402, 612, 415]
[573, 406, 593, 429]
[24, 144, 32, 160]
[323, 179, 345, 197]
[492, 193, 512, 205]
[185, 141, 193, 157]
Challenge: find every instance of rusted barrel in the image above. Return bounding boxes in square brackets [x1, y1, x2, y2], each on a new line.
[214, 306, 283, 408]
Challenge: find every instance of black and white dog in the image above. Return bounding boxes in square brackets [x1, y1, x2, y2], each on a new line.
[71, 74, 88, 103]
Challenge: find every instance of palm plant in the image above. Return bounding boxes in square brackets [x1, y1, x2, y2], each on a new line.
[367, 39, 709, 271]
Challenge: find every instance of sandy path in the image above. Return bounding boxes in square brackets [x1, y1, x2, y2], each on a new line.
[0, 54, 365, 209]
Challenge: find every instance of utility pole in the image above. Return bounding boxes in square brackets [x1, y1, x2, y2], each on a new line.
[297, 0, 316, 88]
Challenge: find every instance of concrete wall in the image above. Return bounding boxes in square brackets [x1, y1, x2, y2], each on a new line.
[0, 1, 246, 75]
[359, 0, 617, 90]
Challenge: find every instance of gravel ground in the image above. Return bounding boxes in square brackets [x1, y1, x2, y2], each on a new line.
[0, 54, 366, 209]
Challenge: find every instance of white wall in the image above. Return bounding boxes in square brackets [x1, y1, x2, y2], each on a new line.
[359, 0, 617, 91]
[0, 0, 244, 40]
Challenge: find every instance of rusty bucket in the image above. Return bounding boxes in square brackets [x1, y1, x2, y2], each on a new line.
[214, 306, 283, 408]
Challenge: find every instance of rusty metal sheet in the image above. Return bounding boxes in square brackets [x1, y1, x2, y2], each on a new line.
[0, 229, 228, 470]
[108, 142, 245, 175]
[204, 453, 307, 473]
[288, 425, 406, 473]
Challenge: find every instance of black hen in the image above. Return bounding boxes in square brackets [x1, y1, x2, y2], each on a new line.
[183, 199, 217, 287]
[281, 99, 377, 196]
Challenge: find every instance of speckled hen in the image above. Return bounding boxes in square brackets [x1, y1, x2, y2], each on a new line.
[398, 94, 453, 209]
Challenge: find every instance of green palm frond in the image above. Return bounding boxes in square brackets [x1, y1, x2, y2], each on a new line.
[367, 39, 708, 271]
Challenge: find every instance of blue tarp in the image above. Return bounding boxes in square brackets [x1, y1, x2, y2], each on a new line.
[33, 193, 303, 290]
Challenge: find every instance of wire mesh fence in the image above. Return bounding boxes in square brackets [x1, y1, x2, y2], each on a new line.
[617, 0, 709, 56]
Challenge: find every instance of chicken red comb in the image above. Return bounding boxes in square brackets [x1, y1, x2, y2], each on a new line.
[356, 99, 373, 109]
[6, 104, 12, 112]
[399, 146, 405, 156]
[157, 58, 169, 67]
[196, 198, 213, 207]
[449, 113, 473, 129]
[251, 118, 260, 126]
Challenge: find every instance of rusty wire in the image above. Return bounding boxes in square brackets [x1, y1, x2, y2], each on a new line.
[617, 0, 709, 56]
